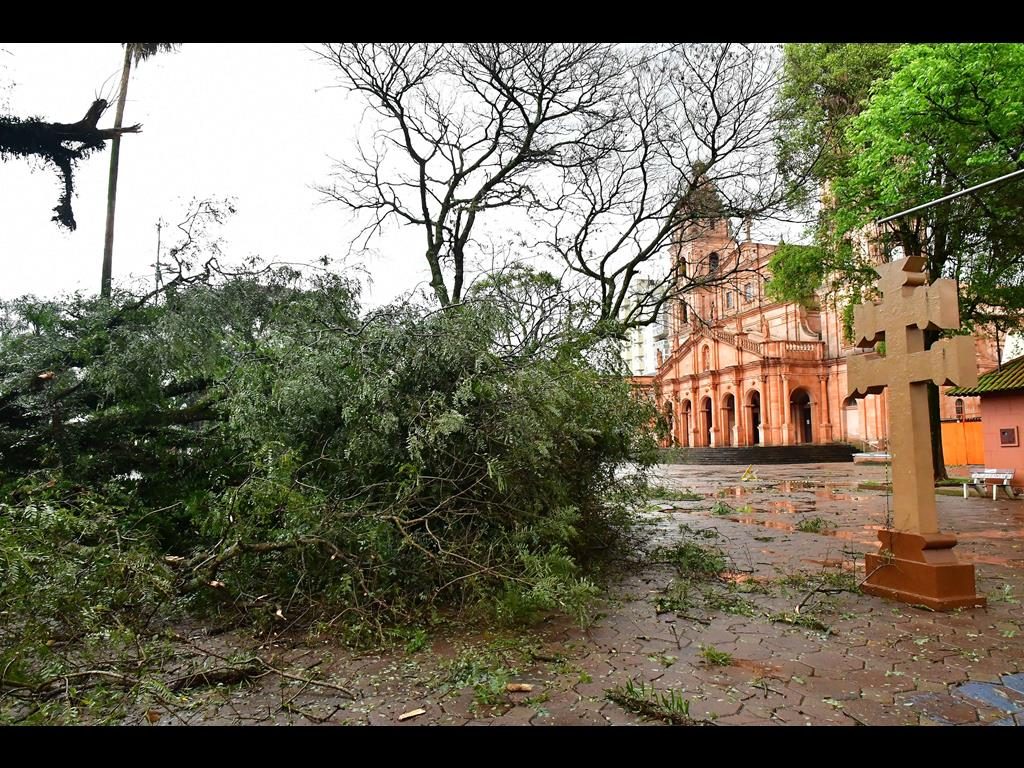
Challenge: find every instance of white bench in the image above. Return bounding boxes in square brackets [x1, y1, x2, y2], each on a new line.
[963, 469, 1019, 499]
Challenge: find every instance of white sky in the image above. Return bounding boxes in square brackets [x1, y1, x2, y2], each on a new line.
[1, 43, 812, 311]
[0, 43, 430, 305]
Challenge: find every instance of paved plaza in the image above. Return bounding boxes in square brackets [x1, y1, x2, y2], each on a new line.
[175, 462, 1024, 726]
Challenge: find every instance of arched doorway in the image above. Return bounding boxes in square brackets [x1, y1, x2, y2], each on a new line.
[700, 396, 713, 446]
[681, 400, 692, 447]
[722, 393, 736, 446]
[791, 389, 813, 444]
[842, 396, 859, 442]
[748, 390, 761, 446]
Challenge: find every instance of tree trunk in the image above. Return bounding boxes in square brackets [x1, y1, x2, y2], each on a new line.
[924, 327, 948, 482]
[101, 48, 132, 299]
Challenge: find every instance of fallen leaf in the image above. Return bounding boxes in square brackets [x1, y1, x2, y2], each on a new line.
[145, 710, 161, 723]
[398, 708, 426, 721]
[208, 580, 225, 588]
[505, 683, 533, 693]
[274, 608, 286, 620]
[164, 555, 185, 563]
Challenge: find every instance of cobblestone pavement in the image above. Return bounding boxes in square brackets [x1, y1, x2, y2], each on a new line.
[160, 463, 1024, 726]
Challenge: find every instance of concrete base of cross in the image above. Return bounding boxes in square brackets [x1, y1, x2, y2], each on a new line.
[862, 530, 987, 611]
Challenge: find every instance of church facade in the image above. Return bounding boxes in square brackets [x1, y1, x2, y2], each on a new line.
[648, 218, 998, 449]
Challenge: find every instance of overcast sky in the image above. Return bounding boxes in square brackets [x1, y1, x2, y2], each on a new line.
[0, 43, 433, 305]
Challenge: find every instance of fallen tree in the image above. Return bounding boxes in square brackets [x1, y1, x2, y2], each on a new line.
[0, 99, 141, 229]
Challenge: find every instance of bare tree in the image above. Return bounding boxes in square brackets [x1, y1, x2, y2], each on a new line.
[318, 43, 791, 334]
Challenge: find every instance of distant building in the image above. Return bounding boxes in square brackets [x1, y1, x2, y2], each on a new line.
[947, 355, 1024, 483]
[648, 215, 1000, 449]
[621, 278, 670, 377]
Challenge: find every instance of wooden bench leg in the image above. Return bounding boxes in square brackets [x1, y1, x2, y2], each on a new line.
[963, 483, 969, 499]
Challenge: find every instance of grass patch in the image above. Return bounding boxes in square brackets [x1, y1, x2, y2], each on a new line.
[649, 485, 705, 502]
[605, 678, 698, 725]
[711, 500, 735, 516]
[794, 516, 836, 534]
[653, 580, 693, 615]
[699, 645, 733, 666]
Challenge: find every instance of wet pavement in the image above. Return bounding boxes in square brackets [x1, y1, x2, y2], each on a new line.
[144, 463, 1024, 726]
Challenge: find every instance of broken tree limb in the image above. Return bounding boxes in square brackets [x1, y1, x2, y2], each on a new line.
[0, 99, 142, 230]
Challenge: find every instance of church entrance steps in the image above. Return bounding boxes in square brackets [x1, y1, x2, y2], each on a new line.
[658, 444, 857, 465]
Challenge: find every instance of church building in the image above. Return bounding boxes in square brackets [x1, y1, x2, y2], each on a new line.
[646, 216, 999, 450]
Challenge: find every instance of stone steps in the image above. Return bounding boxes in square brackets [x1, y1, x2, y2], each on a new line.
[657, 444, 857, 465]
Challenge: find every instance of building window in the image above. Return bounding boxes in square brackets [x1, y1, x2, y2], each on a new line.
[702, 346, 711, 371]
[955, 398, 964, 421]
[726, 291, 733, 309]
[708, 252, 719, 273]
[744, 283, 753, 302]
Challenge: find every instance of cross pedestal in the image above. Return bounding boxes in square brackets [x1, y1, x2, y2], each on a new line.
[847, 257, 985, 610]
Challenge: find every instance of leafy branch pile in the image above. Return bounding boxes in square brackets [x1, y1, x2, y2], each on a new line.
[0, 265, 656, 711]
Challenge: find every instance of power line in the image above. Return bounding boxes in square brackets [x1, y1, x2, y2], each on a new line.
[875, 167, 1024, 225]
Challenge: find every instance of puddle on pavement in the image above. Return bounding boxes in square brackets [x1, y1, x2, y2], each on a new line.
[725, 516, 797, 533]
[723, 515, 881, 546]
[766, 500, 801, 514]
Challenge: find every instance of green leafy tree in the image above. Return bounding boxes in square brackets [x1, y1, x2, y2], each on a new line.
[776, 43, 898, 209]
[774, 44, 1024, 479]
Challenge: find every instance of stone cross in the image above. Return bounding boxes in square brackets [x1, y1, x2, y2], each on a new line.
[847, 256, 978, 534]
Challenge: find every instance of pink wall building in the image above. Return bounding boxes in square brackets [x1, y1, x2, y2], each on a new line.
[948, 355, 1024, 487]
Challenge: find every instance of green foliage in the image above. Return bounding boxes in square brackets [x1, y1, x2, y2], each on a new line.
[702, 590, 757, 617]
[711, 500, 734, 516]
[438, 641, 532, 707]
[766, 611, 832, 633]
[794, 516, 836, 534]
[0, 266, 657, 700]
[834, 44, 1024, 333]
[647, 485, 704, 502]
[698, 644, 733, 666]
[653, 540, 727, 578]
[765, 244, 826, 307]
[0, 476, 175, 699]
[777, 43, 899, 207]
[605, 678, 694, 725]
[0, 106, 108, 229]
[653, 579, 693, 615]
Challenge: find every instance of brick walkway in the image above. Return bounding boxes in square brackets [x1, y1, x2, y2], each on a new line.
[167, 463, 1024, 726]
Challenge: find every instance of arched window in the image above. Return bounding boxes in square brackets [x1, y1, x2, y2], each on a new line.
[708, 252, 720, 273]
[702, 345, 711, 371]
[955, 398, 964, 421]
[744, 283, 753, 302]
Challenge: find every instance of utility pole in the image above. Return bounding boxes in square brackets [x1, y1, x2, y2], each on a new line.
[154, 219, 164, 301]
